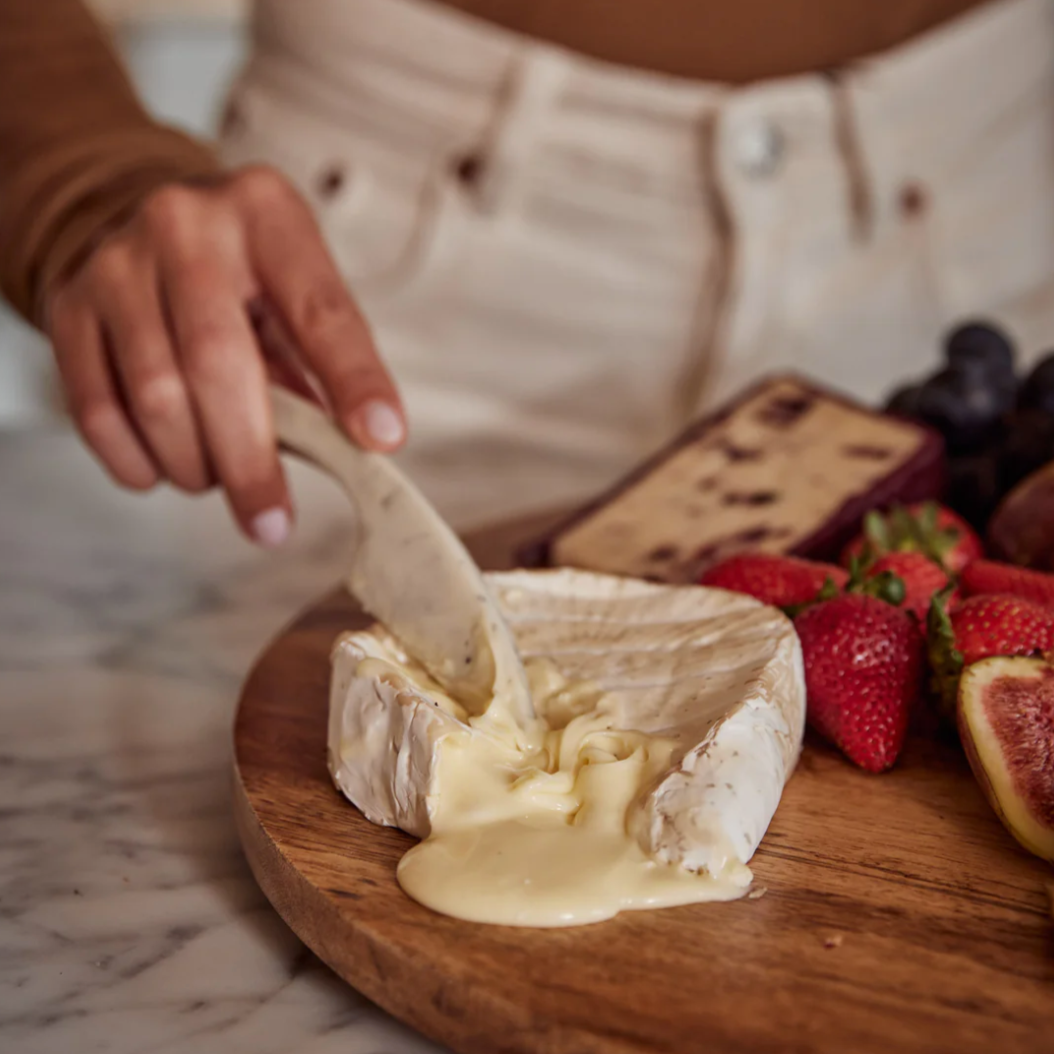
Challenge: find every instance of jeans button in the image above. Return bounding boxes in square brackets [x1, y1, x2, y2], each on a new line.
[734, 121, 785, 178]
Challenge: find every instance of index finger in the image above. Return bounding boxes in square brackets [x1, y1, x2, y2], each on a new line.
[241, 174, 406, 451]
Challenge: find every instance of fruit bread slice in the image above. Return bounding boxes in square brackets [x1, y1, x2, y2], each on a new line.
[520, 375, 946, 583]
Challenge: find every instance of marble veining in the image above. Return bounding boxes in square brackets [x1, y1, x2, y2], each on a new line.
[0, 427, 445, 1053]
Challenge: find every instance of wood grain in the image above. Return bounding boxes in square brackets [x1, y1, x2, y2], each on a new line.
[233, 516, 1054, 1054]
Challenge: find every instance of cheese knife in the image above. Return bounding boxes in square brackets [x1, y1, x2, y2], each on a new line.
[270, 385, 535, 726]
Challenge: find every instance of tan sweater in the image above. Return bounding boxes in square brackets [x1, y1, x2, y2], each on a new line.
[0, 0, 989, 328]
[0, 0, 219, 325]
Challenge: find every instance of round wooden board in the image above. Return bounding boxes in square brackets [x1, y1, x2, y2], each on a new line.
[233, 521, 1054, 1054]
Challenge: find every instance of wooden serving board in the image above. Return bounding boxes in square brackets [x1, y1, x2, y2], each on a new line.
[233, 518, 1054, 1054]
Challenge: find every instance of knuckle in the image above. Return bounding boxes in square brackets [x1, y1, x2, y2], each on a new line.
[290, 279, 354, 345]
[183, 333, 239, 390]
[85, 240, 132, 287]
[233, 164, 296, 209]
[140, 184, 199, 234]
[132, 371, 186, 424]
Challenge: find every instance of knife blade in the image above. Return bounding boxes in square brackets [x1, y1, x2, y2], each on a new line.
[270, 386, 535, 727]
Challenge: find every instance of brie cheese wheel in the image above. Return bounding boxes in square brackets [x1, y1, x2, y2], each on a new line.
[328, 568, 806, 927]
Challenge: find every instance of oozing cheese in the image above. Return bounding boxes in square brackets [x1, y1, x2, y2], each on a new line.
[328, 569, 805, 927]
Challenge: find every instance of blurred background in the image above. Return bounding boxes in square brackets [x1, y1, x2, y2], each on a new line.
[0, 0, 247, 426]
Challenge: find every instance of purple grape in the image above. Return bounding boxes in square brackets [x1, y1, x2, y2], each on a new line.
[945, 320, 1016, 380]
[915, 367, 1010, 453]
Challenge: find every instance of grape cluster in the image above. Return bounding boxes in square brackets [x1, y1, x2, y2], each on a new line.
[884, 321, 1054, 530]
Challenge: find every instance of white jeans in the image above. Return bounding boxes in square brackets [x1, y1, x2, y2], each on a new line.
[221, 0, 1054, 529]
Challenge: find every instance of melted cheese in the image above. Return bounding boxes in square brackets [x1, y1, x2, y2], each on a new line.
[392, 657, 750, 926]
[328, 569, 805, 927]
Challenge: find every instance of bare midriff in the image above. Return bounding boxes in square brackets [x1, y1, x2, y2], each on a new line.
[440, 0, 990, 82]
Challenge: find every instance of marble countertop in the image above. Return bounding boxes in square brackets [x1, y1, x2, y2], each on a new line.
[0, 426, 444, 1053]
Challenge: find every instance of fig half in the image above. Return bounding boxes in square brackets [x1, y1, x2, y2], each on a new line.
[958, 656, 1054, 863]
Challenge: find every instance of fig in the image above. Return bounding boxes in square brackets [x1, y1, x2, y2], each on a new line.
[958, 656, 1054, 863]
[988, 460, 1054, 571]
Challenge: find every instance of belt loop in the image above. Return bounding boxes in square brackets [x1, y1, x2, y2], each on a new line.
[825, 68, 876, 243]
[456, 46, 571, 216]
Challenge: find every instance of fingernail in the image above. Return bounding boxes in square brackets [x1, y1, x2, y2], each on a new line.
[252, 507, 291, 548]
[358, 400, 405, 448]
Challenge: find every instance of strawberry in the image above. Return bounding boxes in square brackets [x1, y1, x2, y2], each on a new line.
[841, 502, 984, 575]
[794, 594, 924, 772]
[959, 559, 1054, 610]
[941, 594, 1054, 666]
[866, 552, 955, 626]
[927, 591, 1054, 712]
[700, 553, 848, 610]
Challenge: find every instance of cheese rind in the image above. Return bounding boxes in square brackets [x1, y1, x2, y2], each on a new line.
[329, 632, 459, 839]
[328, 569, 805, 924]
[633, 635, 804, 872]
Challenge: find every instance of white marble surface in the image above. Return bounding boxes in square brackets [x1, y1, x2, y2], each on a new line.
[0, 427, 445, 1053]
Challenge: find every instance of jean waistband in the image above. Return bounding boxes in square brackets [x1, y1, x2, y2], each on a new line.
[240, 0, 1053, 212]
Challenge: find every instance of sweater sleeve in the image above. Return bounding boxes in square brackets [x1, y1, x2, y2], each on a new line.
[0, 0, 222, 326]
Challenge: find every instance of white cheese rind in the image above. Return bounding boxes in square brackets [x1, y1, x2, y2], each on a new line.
[632, 632, 805, 872]
[328, 632, 459, 838]
[328, 568, 805, 877]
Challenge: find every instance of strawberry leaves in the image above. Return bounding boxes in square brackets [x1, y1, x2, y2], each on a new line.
[926, 585, 963, 716]
[861, 502, 959, 565]
[846, 502, 981, 574]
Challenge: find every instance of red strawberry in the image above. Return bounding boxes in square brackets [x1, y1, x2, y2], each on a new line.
[841, 502, 983, 575]
[927, 591, 1054, 712]
[959, 559, 1054, 610]
[700, 553, 848, 610]
[866, 552, 955, 626]
[944, 594, 1054, 667]
[794, 594, 924, 772]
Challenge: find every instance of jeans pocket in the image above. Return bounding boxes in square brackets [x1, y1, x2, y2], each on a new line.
[217, 78, 471, 307]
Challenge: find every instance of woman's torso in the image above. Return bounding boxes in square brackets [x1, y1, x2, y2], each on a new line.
[437, 0, 991, 81]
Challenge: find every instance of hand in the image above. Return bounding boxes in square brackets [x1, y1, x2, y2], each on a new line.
[45, 165, 407, 547]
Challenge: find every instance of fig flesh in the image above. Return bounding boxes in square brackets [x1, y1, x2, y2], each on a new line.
[958, 656, 1054, 863]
